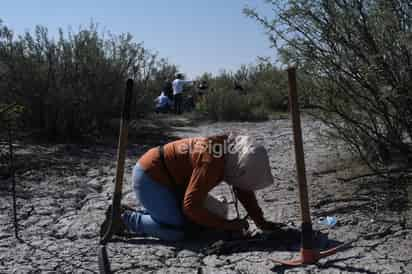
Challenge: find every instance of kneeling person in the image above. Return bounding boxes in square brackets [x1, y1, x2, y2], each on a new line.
[122, 134, 279, 241]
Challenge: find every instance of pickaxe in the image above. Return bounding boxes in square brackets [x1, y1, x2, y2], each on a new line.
[271, 67, 348, 266]
[98, 79, 134, 274]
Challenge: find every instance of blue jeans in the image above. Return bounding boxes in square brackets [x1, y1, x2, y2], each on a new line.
[122, 164, 185, 241]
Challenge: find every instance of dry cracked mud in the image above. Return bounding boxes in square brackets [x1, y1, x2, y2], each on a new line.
[1, 116, 411, 273]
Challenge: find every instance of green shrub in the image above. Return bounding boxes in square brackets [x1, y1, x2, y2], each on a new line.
[196, 89, 268, 121]
[0, 20, 177, 140]
[195, 60, 289, 119]
[245, 0, 412, 169]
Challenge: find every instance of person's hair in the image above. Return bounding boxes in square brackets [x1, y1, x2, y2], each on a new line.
[176, 73, 183, 79]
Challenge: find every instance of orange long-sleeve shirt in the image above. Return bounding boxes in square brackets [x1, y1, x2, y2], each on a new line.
[138, 135, 265, 230]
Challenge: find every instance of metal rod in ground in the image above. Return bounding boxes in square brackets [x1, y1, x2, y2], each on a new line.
[8, 120, 19, 240]
[287, 67, 313, 249]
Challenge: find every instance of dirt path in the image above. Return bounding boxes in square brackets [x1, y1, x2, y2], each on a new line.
[1, 116, 411, 273]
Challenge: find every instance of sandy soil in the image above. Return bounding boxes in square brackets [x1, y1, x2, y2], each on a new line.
[1, 115, 411, 273]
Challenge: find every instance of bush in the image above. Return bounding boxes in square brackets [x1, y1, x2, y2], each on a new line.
[194, 59, 289, 121]
[196, 88, 268, 121]
[246, 0, 412, 169]
[0, 20, 177, 141]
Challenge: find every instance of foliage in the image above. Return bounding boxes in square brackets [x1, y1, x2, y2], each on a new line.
[196, 88, 268, 121]
[0, 103, 23, 177]
[196, 59, 288, 121]
[0, 20, 177, 140]
[245, 0, 412, 169]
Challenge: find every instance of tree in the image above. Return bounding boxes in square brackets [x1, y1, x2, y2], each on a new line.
[245, 0, 412, 169]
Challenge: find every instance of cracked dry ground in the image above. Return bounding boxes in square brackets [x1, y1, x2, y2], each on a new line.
[1, 117, 412, 273]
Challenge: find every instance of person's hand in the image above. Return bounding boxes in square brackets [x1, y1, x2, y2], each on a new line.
[256, 220, 286, 232]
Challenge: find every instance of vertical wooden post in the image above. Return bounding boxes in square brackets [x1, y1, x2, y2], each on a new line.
[100, 78, 134, 244]
[98, 79, 134, 274]
[287, 67, 313, 249]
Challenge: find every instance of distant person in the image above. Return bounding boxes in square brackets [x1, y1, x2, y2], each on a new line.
[154, 92, 172, 113]
[172, 73, 193, 114]
[197, 80, 208, 97]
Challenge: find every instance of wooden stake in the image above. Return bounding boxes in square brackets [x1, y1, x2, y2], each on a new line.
[287, 67, 313, 249]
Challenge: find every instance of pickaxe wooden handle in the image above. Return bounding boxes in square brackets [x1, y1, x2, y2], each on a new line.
[287, 67, 314, 249]
[98, 79, 134, 274]
[271, 68, 347, 266]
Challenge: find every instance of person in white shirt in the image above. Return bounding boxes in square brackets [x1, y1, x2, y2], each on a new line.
[154, 92, 172, 113]
[172, 73, 193, 114]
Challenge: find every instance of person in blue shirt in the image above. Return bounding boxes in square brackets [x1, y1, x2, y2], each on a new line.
[154, 92, 172, 113]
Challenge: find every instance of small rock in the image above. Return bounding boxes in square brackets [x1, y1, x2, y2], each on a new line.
[87, 169, 100, 177]
[202, 255, 227, 267]
[86, 178, 103, 192]
[177, 249, 198, 258]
